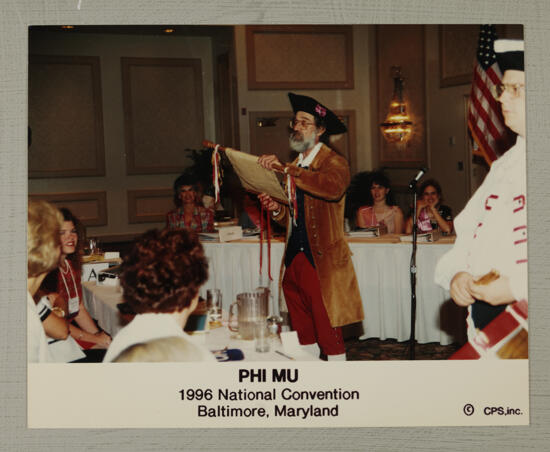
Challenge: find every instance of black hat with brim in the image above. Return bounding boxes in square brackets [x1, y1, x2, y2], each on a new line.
[288, 92, 347, 135]
[494, 39, 524, 72]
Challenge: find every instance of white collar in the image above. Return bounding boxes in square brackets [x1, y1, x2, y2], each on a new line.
[129, 312, 184, 331]
[298, 142, 322, 167]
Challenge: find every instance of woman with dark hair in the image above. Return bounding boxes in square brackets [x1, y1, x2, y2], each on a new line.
[355, 171, 404, 233]
[166, 173, 214, 232]
[405, 179, 453, 234]
[41, 208, 112, 357]
[103, 228, 215, 362]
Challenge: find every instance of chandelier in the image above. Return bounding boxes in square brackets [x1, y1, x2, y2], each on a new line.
[380, 66, 413, 144]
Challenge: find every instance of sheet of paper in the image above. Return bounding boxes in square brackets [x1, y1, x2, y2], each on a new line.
[224, 148, 288, 204]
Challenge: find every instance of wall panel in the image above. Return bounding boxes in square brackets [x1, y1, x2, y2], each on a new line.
[122, 57, 205, 174]
[29, 191, 107, 226]
[127, 188, 173, 224]
[28, 55, 106, 178]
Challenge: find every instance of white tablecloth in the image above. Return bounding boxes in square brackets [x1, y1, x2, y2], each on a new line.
[83, 237, 464, 346]
[82, 282, 126, 338]
[348, 241, 460, 345]
[201, 238, 463, 345]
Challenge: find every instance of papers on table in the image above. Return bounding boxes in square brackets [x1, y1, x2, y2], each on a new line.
[399, 230, 440, 243]
[242, 227, 261, 237]
[198, 226, 243, 242]
[347, 225, 388, 238]
[347, 230, 378, 238]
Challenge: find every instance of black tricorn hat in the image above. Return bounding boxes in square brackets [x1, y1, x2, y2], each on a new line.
[288, 92, 347, 135]
[494, 39, 524, 72]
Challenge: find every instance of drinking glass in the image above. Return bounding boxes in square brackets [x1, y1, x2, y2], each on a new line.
[254, 319, 270, 353]
[85, 237, 99, 256]
[206, 289, 222, 325]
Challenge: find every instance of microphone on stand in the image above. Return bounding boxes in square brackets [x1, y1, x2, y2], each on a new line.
[408, 167, 428, 189]
[407, 166, 427, 359]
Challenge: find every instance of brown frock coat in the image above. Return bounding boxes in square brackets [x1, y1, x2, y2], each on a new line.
[274, 144, 364, 327]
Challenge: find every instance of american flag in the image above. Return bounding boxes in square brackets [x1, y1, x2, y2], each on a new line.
[467, 25, 507, 166]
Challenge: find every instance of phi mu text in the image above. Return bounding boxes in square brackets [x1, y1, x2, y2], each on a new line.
[238, 368, 298, 383]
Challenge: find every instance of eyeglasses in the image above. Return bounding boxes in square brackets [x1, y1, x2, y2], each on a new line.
[290, 118, 315, 129]
[491, 83, 525, 99]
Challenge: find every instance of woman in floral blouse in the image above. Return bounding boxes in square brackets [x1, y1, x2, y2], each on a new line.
[166, 174, 214, 232]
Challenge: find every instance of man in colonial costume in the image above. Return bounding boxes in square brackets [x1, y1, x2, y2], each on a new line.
[435, 40, 527, 351]
[258, 93, 363, 361]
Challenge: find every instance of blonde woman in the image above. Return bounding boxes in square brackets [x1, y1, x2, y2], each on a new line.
[27, 200, 64, 362]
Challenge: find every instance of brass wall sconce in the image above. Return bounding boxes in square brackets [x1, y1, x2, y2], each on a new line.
[380, 66, 413, 144]
[256, 118, 278, 128]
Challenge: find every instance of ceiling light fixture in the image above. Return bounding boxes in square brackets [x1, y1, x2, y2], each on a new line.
[380, 66, 413, 144]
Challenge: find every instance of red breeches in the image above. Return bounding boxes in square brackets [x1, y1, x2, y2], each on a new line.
[282, 252, 345, 356]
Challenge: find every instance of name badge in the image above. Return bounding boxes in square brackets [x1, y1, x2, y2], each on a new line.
[68, 295, 80, 315]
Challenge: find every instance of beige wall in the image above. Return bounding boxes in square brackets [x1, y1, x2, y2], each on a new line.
[28, 30, 215, 239]
[424, 25, 473, 214]
[374, 25, 473, 216]
[28, 25, 523, 238]
[232, 24, 488, 216]
[233, 25, 376, 172]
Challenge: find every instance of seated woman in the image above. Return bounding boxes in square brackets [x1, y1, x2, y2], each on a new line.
[103, 228, 216, 362]
[166, 173, 214, 232]
[27, 200, 64, 362]
[405, 179, 453, 234]
[355, 171, 404, 233]
[40, 208, 111, 359]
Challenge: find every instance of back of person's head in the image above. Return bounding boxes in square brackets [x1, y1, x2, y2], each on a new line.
[28, 200, 63, 277]
[121, 228, 208, 314]
[112, 336, 205, 362]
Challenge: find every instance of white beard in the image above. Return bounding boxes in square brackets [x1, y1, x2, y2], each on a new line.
[289, 130, 317, 153]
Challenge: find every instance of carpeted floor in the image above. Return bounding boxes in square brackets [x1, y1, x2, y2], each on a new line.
[345, 337, 461, 361]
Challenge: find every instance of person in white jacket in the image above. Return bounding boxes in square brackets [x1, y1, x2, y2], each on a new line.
[434, 39, 527, 339]
[103, 228, 216, 363]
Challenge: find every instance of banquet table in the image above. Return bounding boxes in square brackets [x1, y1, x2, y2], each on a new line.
[199, 235, 464, 345]
[83, 234, 464, 348]
[81, 281, 318, 362]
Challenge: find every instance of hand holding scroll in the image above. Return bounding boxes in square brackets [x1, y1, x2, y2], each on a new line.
[258, 154, 284, 173]
[258, 192, 281, 212]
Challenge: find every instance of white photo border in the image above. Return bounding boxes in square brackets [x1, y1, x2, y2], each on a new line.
[2, 0, 549, 449]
